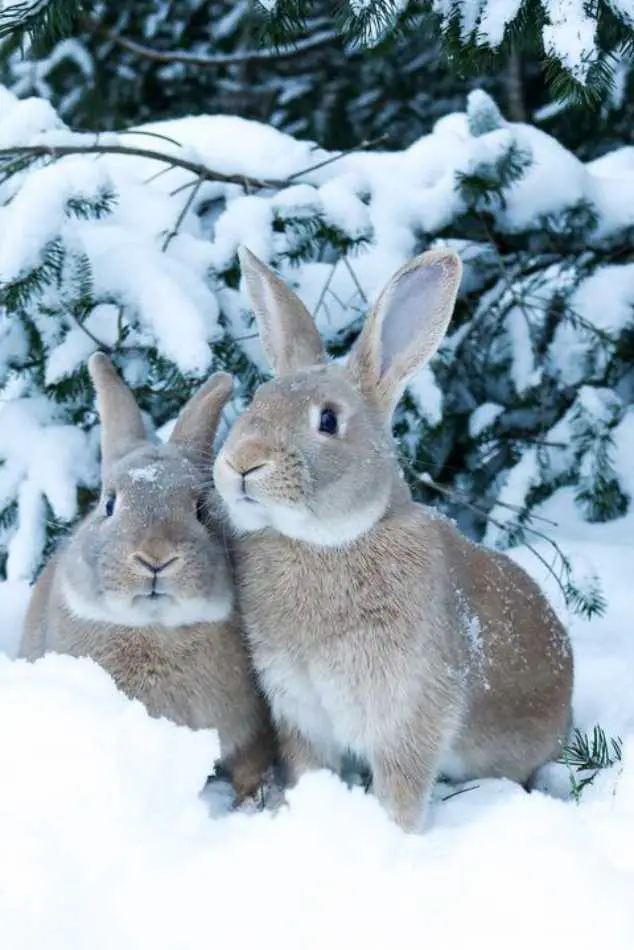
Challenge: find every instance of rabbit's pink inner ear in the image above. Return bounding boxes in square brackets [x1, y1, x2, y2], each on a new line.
[238, 245, 326, 376]
[348, 250, 462, 416]
[88, 352, 147, 468]
[169, 371, 234, 461]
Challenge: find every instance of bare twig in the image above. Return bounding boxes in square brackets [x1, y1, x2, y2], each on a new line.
[313, 260, 339, 321]
[167, 138, 390, 202]
[231, 332, 259, 344]
[161, 174, 206, 252]
[67, 311, 110, 352]
[286, 133, 390, 181]
[143, 165, 178, 186]
[342, 255, 368, 304]
[117, 128, 187, 148]
[85, 18, 338, 67]
[441, 784, 480, 802]
[418, 473, 573, 601]
[418, 473, 558, 527]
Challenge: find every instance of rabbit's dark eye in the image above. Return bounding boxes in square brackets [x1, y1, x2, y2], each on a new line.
[318, 407, 338, 436]
[105, 493, 116, 517]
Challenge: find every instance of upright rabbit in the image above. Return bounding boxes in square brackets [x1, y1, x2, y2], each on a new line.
[20, 352, 276, 801]
[212, 246, 573, 832]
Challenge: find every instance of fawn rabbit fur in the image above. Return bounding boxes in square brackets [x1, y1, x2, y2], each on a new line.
[212, 246, 574, 831]
[20, 352, 275, 800]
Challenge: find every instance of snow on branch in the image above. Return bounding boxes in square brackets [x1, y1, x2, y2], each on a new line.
[0, 0, 80, 42]
[0, 141, 288, 191]
[432, 0, 629, 85]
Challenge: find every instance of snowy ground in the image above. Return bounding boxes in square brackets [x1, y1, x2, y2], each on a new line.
[1, 476, 634, 950]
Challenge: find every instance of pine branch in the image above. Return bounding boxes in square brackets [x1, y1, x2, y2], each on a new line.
[0, 135, 390, 197]
[0, 0, 86, 44]
[168, 134, 389, 197]
[559, 725, 623, 802]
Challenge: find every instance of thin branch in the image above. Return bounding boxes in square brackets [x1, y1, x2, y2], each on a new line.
[67, 310, 111, 352]
[167, 135, 389, 198]
[422, 477, 558, 527]
[342, 255, 368, 304]
[286, 133, 390, 181]
[0, 134, 389, 200]
[161, 174, 206, 252]
[313, 260, 339, 321]
[85, 19, 339, 67]
[232, 332, 259, 343]
[117, 128, 187, 149]
[0, 143, 286, 190]
[418, 473, 573, 603]
[441, 784, 480, 802]
[143, 164, 177, 186]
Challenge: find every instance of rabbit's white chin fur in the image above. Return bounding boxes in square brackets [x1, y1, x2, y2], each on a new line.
[61, 576, 233, 629]
[224, 491, 390, 548]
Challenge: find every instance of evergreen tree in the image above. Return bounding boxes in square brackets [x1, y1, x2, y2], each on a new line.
[1, 1, 633, 157]
[1, 83, 632, 622]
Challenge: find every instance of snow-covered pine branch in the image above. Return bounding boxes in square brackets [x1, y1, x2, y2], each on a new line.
[256, 0, 634, 102]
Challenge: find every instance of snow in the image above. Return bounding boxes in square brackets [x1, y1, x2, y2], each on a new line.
[409, 365, 444, 426]
[76, 222, 217, 375]
[0, 93, 64, 147]
[542, 0, 598, 82]
[469, 401, 504, 437]
[478, 0, 522, 46]
[484, 448, 540, 547]
[2, 474, 634, 948]
[549, 265, 634, 387]
[0, 396, 97, 581]
[431, 0, 626, 84]
[128, 464, 161, 484]
[0, 157, 114, 282]
[9, 38, 93, 118]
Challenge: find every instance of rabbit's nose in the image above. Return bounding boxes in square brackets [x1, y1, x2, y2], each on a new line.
[224, 458, 268, 478]
[134, 554, 179, 576]
[240, 462, 273, 497]
[223, 457, 271, 495]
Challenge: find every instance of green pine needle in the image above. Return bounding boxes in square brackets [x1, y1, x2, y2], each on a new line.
[559, 725, 623, 801]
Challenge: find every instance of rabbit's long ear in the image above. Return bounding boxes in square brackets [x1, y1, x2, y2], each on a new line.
[347, 249, 462, 417]
[169, 371, 233, 463]
[238, 245, 326, 376]
[88, 353, 146, 469]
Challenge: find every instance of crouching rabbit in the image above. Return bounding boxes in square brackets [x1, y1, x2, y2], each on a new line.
[20, 352, 276, 802]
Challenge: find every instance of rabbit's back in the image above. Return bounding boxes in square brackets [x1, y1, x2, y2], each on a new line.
[433, 517, 573, 782]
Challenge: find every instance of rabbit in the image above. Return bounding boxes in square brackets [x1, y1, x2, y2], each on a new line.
[19, 352, 276, 803]
[211, 245, 574, 832]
